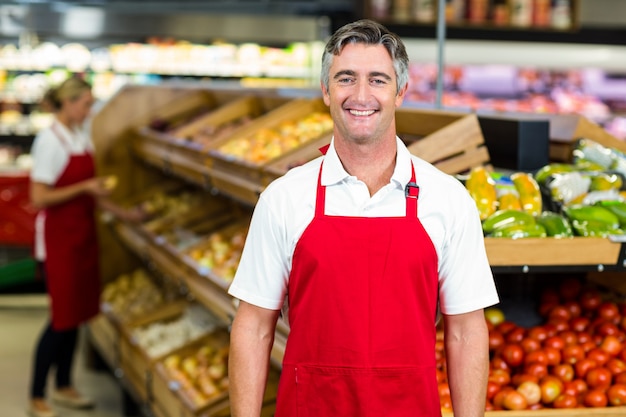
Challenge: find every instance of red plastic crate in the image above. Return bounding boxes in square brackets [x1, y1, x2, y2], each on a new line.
[0, 172, 37, 247]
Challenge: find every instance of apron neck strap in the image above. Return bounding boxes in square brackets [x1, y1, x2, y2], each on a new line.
[314, 159, 419, 218]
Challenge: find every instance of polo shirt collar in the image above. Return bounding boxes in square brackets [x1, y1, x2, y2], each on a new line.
[321, 137, 414, 189]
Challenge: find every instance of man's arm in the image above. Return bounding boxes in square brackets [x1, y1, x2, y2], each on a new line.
[443, 309, 489, 417]
[229, 301, 281, 417]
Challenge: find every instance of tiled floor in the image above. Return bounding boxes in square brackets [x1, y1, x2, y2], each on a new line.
[0, 295, 127, 417]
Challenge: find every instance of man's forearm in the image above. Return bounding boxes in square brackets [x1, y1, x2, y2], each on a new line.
[444, 311, 490, 417]
[228, 303, 280, 416]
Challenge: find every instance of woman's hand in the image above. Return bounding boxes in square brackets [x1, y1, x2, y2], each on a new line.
[82, 177, 112, 197]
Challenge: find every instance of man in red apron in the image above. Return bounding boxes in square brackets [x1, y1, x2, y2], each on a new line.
[228, 20, 499, 417]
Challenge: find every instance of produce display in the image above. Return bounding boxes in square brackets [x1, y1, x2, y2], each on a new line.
[101, 268, 168, 322]
[185, 223, 249, 283]
[467, 138, 626, 239]
[214, 111, 333, 165]
[160, 337, 230, 408]
[175, 115, 255, 150]
[131, 304, 220, 358]
[437, 279, 626, 411]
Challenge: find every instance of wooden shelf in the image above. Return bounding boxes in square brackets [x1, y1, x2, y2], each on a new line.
[486, 237, 626, 273]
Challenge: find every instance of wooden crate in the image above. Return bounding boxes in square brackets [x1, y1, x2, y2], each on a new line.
[400, 108, 491, 175]
[87, 314, 119, 369]
[548, 114, 625, 162]
[207, 98, 332, 203]
[151, 330, 230, 417]
[118, 300, 192, 403]
[263, 134, 330, 184]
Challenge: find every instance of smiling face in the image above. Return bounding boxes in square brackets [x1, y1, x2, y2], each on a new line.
[321, 43, 407, 147]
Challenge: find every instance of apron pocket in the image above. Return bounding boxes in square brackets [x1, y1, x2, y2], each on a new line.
[295, 365, 440, 417]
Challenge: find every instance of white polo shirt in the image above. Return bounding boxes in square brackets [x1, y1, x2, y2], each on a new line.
[30, 120, 94, 260]
[228, 137, 499, 315]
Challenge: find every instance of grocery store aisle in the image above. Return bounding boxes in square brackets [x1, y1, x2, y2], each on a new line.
[0, 295, 125, 417]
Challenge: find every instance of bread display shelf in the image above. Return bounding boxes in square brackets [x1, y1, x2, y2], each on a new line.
[486, 237, 626, 273]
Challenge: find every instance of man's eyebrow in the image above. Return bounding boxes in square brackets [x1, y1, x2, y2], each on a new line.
[333, 70, 393, 81]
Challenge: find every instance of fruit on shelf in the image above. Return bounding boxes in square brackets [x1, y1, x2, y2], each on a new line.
[511, 172, 542, 216]
[466, 166, 497, 221]
[101, 268, 165, 322]
[131, 304, 219, 358]
[438, 280, 626, 411]
[215, 112, 333, 165]
[563, 204, 622, 237]
[491, 223, 547, 239]
[183, 115, 254, 149]
[186, 225, 248, 282]
[161, 341, 230, 407]
[482, 209, 536, 235]
[535, 211, 573, 238]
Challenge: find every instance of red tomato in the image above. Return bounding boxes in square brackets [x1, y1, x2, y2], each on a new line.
[544, 347, 562, 366]
[580, 290, 602, 311]
[570, 317, 590, 333]
[527, 326, 548, 342]
[520, 337, 541, 354]
[607, 358, 626, 376]
[552, 363, 575, 383]
[506, 327, 526, 344]
[543, 335, 565, 350]
[583, 389, 608, 407]
[550, 319, 570, 333]
[489, 368, 511, 387]
[438, 382, 450, 398]
[486, 380, 501, 400]
[586, 367, 613, 390]
[562, 344, 585, 364]
[516, 380, 541, 406]
[497, 321, 517, 335]
[563, 379, 588, 399]
[608, 383, 626, 406]
[540, 377, 562, 404]
[581, 340, 597, 353]
[598, 301, 620, 323]
[600, 335, 624, 356]
[503, 390, 528, 410]
[558, 330, 578, 346]
[439, 393, 453, 411]
[511, 373, 539, 387]
[492, 386, 515, 409]
[576, 331, 593, 344]
[587, 348, 610, 367]
[574, 358, 598, 379]
[564, 300, 582, 318]
[552, 393, 578, 408]
[524, 350, 548, 366]
[488, 330, 505, 351]
[491, 357, 510, 372]
[558, 278, 582, 300]
[616, 372, 626, 384]
[525, 362, 548, 380]
[501, 344, 525, 368]
[548, 305, 572, 322]
[597, 321, 620, 337]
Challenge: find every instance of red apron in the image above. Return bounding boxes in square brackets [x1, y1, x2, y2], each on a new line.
[44, 123, 100, 331]
[275, 159, 441, 417]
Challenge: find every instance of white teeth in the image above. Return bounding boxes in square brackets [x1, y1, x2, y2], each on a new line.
[350, 109, 375, 116]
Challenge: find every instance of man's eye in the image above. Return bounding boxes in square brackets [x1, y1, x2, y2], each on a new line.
[371, 79, 386, 85]
[337, 78, 354, 84]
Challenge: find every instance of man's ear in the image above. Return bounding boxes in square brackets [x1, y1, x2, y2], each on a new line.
[396, 82, 409, 108]
[321, 82, 331, 107]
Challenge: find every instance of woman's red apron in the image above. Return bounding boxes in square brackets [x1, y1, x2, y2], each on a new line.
[44, 123, 100, 331]
[275, 159, 441, 417]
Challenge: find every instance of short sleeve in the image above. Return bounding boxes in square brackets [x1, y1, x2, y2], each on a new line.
[227, 194, 290, 310]
[437, 191, 499, 315]
[30, 130, 67, 185]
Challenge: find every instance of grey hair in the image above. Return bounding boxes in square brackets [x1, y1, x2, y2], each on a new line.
[321, 19, 409, 95]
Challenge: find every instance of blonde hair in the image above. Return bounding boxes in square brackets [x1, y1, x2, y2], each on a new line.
[42, 76, 92, 111]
